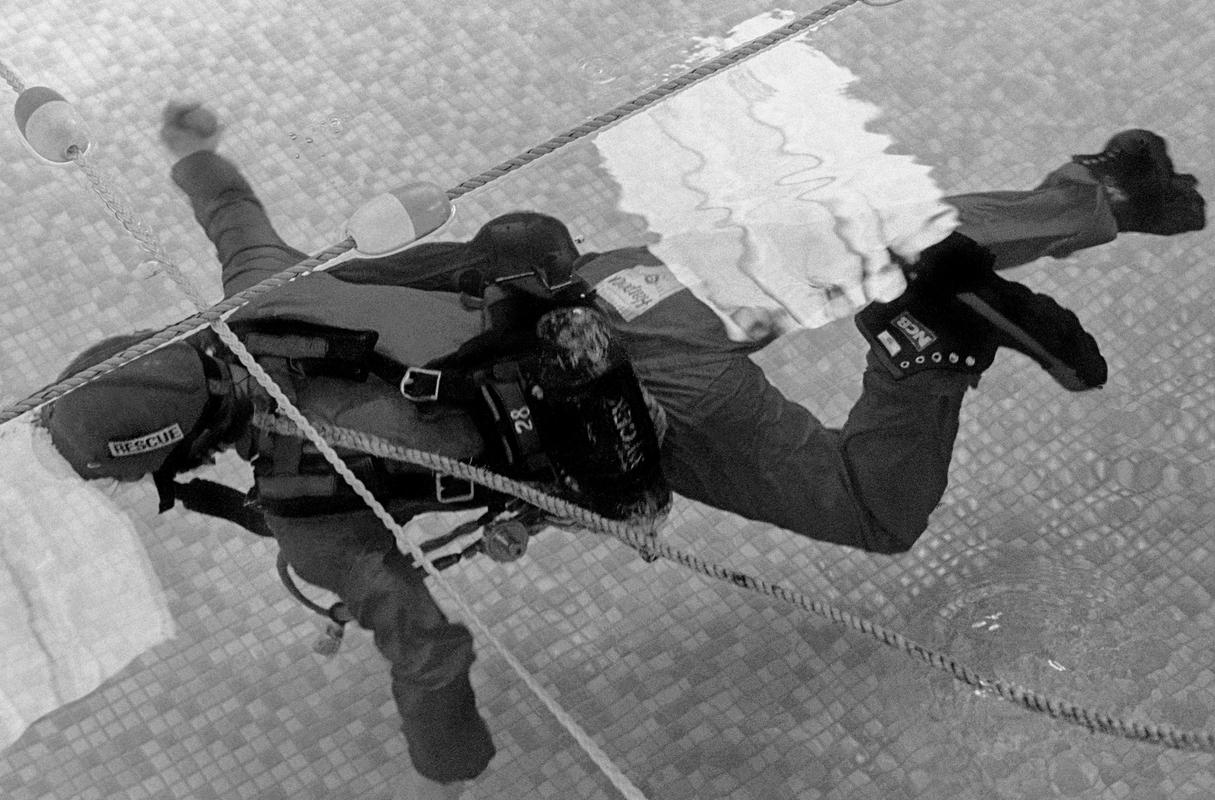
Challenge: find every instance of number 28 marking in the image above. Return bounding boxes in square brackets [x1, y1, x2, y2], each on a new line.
[510, 406, 534, 434]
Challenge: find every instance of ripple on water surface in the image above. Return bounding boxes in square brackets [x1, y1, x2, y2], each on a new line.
[890, 544, 1183, 796]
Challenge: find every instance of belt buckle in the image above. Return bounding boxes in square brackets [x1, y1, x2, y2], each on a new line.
[435, 473, 476, 503]
[535, 266, 577, 293]
[399, 367, 442, 402]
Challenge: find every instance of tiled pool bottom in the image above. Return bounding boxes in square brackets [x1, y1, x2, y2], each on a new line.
[2, 0, 1215, 797]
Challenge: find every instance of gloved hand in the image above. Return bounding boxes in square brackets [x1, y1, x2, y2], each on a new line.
[160, 101, 224, 161]
[173, 478, 272, 537]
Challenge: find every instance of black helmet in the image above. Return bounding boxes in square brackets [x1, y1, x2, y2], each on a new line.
[45, 333, 217, 482]
[470, 211, 582, 289]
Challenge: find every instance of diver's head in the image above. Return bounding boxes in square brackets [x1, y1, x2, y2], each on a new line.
[45, 332, 228, 482]
[470, 211, 582, 288]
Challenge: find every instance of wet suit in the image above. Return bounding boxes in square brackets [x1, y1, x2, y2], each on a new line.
[172, 150, 1116, 782]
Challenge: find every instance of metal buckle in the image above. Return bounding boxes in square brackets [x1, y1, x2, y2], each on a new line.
[435, 473, 476, 503]
[492, 269, 578, 294]
[536, 270, 577, 293]
[399, 367, 442, 402]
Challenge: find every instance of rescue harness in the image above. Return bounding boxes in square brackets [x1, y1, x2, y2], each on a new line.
[166, 291, 669, 654]
[235, 301, 668, 524]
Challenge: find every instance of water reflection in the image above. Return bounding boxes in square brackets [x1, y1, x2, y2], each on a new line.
[881, 543, 1188, 797]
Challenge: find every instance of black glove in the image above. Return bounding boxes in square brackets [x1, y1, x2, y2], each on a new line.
[173, 478, 273, 537]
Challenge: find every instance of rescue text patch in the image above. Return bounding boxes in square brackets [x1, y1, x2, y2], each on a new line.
[107, 423, 185, 458]
[595, 265, 684, 321]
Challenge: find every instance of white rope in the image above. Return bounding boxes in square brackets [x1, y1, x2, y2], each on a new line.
[254, 413, 1215, 754]
[228, 335, 650, 798]
[51, 123, 651, 800]
[0, 49, 649, 795]
[86, 193, 650, 797]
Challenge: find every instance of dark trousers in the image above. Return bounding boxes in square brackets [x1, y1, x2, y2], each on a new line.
[173, 152, 494, 783]
[579, 162, 1116, 553]
[270, 511, 494, 783]
[950, 162, 1118, 271]
[578, 249, 972, 554]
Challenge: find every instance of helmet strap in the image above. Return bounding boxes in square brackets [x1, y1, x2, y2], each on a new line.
[152, 343, 241, 513]
[152, 467, 179, 513]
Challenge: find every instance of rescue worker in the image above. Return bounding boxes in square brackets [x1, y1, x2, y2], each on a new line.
[44, 103, 1201, 798]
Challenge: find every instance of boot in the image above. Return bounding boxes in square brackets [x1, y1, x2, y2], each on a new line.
[1112, 172, 1206, 235]
[1073, 130, 1206, 235]
[857, 233, 1107, 391]
[1072, 129, 1175, 205]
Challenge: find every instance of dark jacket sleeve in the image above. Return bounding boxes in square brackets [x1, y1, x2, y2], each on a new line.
[170, 151, 309, 297]
[329, 241, 481, 294]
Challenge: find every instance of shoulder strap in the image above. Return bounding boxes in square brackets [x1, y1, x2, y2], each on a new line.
[227, 318, 380, 381]
[172, 478, 272, 536]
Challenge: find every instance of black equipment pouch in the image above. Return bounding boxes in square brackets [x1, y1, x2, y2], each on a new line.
[524, 306, 669, 522]
[228, 318, 380, 382]
[473, 360, 552, 478]
[387, 297, 670, 524]
[427, 303, 670, 523]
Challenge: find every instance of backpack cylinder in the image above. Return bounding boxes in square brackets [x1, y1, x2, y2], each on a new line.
[529, 306, 669, 522]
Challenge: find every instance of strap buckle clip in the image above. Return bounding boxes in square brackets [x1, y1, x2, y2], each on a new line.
[435, 473, 476, 503]
[399, 367, 442, 402]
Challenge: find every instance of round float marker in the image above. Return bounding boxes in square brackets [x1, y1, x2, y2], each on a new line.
[14, 86, 91, 165]
[346, 181, 454, 256]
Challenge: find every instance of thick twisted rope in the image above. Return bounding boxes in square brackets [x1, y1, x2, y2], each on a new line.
[253, 412, 1215, 754]
[3, 53, 660, 800]
[0, 0, 863, 424]
[443, 0, 863, 197]
[73, 152, 210, 309]
[0, 59, 25, 94]
[1, 6, 890, 790]
[6, 0, 1212, 753]
[17, 0, 1190, 769]
[0, 236, 354, 425]
[232, 344, 650, 800]
[0, 53, 658, 798]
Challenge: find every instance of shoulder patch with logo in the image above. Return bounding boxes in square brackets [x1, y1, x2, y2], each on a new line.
[892, 312, 937, 352]
[594, 264, 685, 321]
[107, 423, 185, 458]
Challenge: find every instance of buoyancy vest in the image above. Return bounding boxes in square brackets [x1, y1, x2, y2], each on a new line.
[230, 296, 670, 525]
[228, 318, 492, 519]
